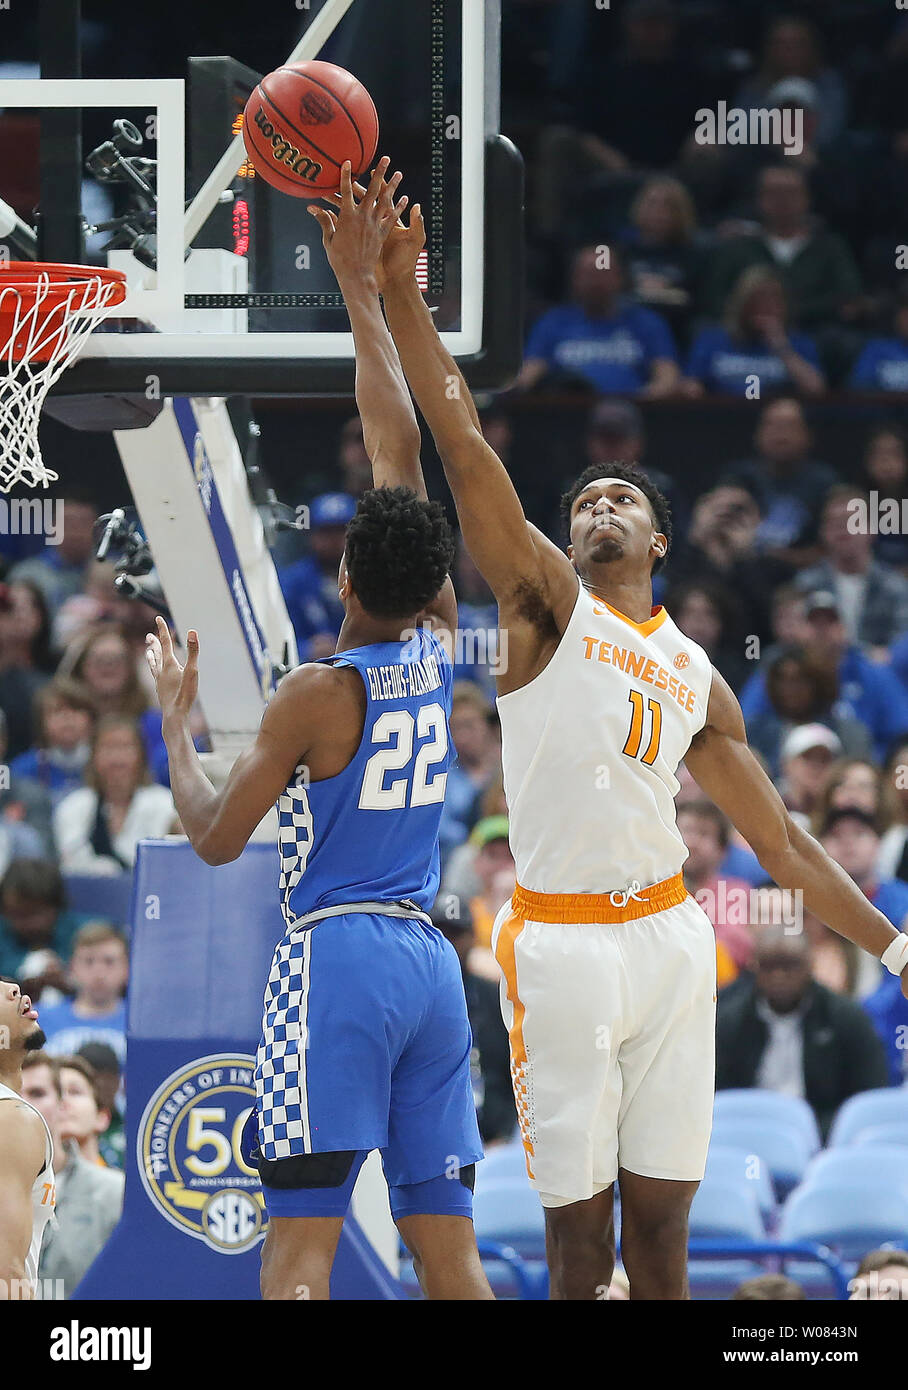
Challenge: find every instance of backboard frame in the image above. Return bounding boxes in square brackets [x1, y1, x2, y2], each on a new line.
[6, 0, 523, 398]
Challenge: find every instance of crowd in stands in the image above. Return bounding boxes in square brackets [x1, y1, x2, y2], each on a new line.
[510, 0, 908, 401]
[2, 0, 908, 1299]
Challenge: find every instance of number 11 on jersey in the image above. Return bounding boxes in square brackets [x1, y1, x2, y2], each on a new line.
[622, 689, 662, 766]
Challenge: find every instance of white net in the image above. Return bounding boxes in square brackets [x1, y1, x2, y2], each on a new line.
[0, 268, 127, 492]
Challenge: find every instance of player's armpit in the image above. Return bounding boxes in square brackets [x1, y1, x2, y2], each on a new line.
[191, 665, 336, 866]
[0, 1108, 45, 1293]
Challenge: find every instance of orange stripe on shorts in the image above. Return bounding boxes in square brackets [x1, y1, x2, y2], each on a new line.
[494, 908, 535, 1182]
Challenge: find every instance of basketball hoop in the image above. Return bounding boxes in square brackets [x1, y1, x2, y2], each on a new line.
[0, 262, 128, 492]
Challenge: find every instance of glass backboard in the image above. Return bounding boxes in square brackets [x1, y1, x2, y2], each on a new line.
[0, 0, 522, 397]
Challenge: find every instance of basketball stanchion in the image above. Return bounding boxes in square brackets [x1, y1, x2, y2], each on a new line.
[0, 262, 127, 491]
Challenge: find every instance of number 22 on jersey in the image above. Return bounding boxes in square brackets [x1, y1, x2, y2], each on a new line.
[358, 702, 449, 810]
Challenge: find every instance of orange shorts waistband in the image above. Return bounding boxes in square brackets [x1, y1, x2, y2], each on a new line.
[511, 873, 688, 924]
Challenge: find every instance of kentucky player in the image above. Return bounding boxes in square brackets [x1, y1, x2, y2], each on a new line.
[147, 160, 490, 1301]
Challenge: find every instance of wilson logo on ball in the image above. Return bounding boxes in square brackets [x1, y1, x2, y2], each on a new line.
[253, 106, 323, 182]
[299, 91, 334, 125]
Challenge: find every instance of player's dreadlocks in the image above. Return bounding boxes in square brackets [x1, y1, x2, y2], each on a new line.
[345, 486, 455, 619]
[560, 462, 673, 574]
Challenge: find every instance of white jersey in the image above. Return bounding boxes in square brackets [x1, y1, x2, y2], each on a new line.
[497, 577, 714, 895]
[0, 1080, 55, 1290]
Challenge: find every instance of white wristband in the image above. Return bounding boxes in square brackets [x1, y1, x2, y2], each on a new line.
[881, 933, 908, 977]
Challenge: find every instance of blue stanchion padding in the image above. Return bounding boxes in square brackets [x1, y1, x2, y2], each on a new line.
[74, 840, 407, 1300]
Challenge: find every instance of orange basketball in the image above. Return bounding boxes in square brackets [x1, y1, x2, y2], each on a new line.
[242, 60, 379, 198]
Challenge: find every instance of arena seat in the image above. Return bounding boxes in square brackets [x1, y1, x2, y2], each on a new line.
[803, 1145, 908, 1197]
[472, 1177, 546, 1258]
[852, 1122, 908, 1149]
[778, 1181, 908, 1261]
[688, 1175, 766, 1241]
[709, 1117, 813, 1197]
[713, 1089, 822, 1153]
[828, 1090, 908, 1148]
[703, 1144, 777, 1224]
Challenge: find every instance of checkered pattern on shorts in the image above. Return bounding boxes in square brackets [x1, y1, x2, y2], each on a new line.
[276, 764, 314, 930]
[255, 928, 311, 1160]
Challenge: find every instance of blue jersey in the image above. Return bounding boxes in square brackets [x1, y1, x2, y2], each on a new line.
[277, 626, 453, 923]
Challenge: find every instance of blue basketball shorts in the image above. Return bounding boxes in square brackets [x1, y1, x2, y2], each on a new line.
[253, 910, 483, 1217]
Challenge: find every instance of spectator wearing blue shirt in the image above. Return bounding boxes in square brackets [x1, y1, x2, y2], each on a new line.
[819, 803, 908, 1086]
[863, 972, 908, 1086]
[278, 493, 357, 662]
[745, 648, 871, 780]
[740, 594, 908, 764]
[793, 489, 908, 651]
[850, 285, 908, 393]
[683, 267, 825, 399]
[9, 493, 99, 621]
[723, 397, 837, 568]
[516, 244, 680, 398]
[822, 810, 908, 935]
[10, 676, 95, 807]
[40, 921, 128, 1068]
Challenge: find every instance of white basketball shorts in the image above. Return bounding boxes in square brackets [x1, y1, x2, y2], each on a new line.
[491, 889, 717, 1207]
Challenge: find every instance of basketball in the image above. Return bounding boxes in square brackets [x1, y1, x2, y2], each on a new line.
[242, 60, 379, 198]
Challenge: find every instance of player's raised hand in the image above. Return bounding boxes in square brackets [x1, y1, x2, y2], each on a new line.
[309, 156, 407, 287]
[320, 164, 425, 291]
[145, 616, 200, 722]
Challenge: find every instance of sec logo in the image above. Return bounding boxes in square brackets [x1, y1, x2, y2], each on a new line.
[673, 652, 690, 670]
[137, 1053, 265, 1255]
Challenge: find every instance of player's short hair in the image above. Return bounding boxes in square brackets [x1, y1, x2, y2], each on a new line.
[21, 1051, 63, 1098]
[344, 486, 455, 620]
[560, 463, 672, 574]
[71, 921, 128, 956]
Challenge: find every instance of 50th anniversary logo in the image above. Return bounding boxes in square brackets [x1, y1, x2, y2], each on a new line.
[137, 1054, 265, 1254]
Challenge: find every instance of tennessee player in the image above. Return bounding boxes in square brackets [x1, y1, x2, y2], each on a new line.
[0, 977, 55, 1300]
[366, 172, 908, 1300]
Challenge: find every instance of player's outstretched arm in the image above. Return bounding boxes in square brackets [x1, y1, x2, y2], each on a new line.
[311, 159, 456, 636]
[148, 620, 342, 865]
[0, 1105, 46, 1298]
[685, 669, 908, 995]
[311, 159, 423, 496]
[379, 221, 575, 619]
